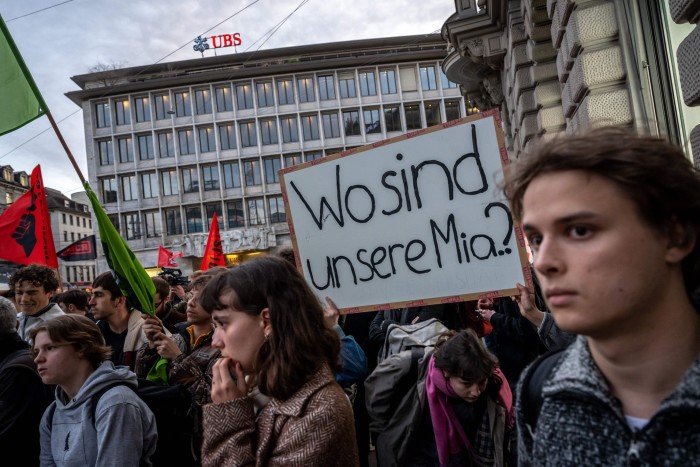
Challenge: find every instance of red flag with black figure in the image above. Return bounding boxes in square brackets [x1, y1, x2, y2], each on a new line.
[157, 245, 182, 268]
[57, 234, 97, 261]
[0, 165, 57, 267]
[201, 212, 225, 270]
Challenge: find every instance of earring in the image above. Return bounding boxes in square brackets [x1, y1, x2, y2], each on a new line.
[264, 331, 269, 341]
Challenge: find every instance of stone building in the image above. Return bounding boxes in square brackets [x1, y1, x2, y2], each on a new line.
[442, 0, 700, 163]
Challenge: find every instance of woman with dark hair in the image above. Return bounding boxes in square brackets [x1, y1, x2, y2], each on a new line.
[29, 314, 157, 466]
[199, 256, 359, 466]
[366, 329, 513, 467]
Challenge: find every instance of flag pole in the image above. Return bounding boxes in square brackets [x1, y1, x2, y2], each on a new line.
[45, 111, 86, 184]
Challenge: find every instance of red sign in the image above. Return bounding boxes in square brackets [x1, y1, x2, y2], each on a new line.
[211, 33, 242, 49]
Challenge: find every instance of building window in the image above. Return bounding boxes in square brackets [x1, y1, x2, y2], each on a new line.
[280, 115, 299, 143]
[157, 131, 175, 158]
[343, 110, 361, 136]
[114, 98, 131, 125]
[222, 161, 241, 189]
[98, 140, 113, 165]
[121, 175, 137, 201]
[379, 69, 397, 94]
[363, 108, 381, 134]
[182, 167, 199, 193]
[62, 213, 66, 224]
[202, 165, 220, 191]
[318, 75, 336, 100]
[165, 208, 182, 235]
[117, 136, 133, 163]
[227, 200, 244, 227]
[305, 151, 323, 162]
[268, 196, 286, 223]
[161, 169, 179, 196]
[205, 204, 223, 230]
[107, 214, 119, 232]
[71, 232, 75, 241]
[284, 153, 302, 168]
[174, 91, 191, 117]
[247, 198, 265, 225]
[264, 156, 281, 184]
[445, 100, 461, 121]
[154, 93, 171, 120]
[441, 70, 458, 89]
[322, 112, 341, 138]
[297, 77, 315, 103]
[141, 172, 158, 199]
[256, 82, 274, 108]
[424, 101, 441, 126]
[404, 103, 422, 130]
[358, 71, 377, 96]
[69, 215, 73, 226]
[144, 211, 161, 238]
[198, 126, 216, 153]
[100, 178, 117, 203]
[260, 118, 278, 145]
[277, 78, 295, 105]
[301, 114, 320, 141]
[185, 206, 203, 233]
[63, 231, 68, 242]
[384, 105, 402, 132]
[195, 88, 212, 115]
[134, 96, 151, 122]
[243, 159, 262, 187]
[137, 134, 154, 160]
[95, 102, 111, 128]
[215, 85, 233, 112]
[124, 213, 141, 240]
[236, 83, 254, 110]
[239, 121, 257, 148]
[82, 218, 86, 227]
[338, 72, 356, 98]
[178, 128, 195, 155]
[218, 123, 236, 150]
[420, 65, 437, 91]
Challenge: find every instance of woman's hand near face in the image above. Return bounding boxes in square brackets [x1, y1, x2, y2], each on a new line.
[211, 357, 247, 403]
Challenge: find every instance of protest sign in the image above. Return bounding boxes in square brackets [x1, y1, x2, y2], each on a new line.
[280, 110, 532, 312]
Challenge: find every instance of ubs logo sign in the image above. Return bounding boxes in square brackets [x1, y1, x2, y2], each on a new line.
[193, 34, 242, 55]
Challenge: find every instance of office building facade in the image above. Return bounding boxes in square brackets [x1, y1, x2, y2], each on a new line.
[67, 35, 466, 273]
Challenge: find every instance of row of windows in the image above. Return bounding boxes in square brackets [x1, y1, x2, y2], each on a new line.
[93, 64, 458, 127]
[62, 231, 91, 244]
[61, 212, 92, 228]
[64, 266, 95, 284]
[99, 152, 324, 203]
[96, 101, 463, 166]
[111, 195, 286, 240]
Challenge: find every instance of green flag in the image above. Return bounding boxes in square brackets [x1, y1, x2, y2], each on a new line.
[84, 182, 156, 317]
[0, 15, 48, 136]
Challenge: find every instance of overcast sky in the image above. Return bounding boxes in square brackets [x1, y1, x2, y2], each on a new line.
[0, 0, 455, 197]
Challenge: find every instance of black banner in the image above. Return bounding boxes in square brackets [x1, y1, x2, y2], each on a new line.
[57, 234, 97, 261]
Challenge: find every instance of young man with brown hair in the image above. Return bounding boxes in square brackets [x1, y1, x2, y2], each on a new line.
[10, 264, 63, 342]
[506, 127, 700, 465]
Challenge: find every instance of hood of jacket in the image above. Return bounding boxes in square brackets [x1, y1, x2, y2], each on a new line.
[54, 360, 137, 409]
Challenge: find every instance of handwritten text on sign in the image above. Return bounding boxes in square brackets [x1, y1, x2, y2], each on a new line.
[280, 112, 529, 312]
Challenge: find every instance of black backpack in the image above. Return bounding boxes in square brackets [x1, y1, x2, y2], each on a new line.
[519, 348, 565, 433]
[49, 379, 199, 467]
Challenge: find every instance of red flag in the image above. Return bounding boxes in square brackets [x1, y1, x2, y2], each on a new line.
[157, 245, 182, 268]
[201, 212, 225, 270]
[0, 165, 57, 267]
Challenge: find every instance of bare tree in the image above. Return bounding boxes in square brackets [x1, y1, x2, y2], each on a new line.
[86, 60, 128, 88]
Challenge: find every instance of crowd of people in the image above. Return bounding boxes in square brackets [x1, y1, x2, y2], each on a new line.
[1, 126, 699, 466]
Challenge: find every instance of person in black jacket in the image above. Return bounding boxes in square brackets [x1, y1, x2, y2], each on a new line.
[0, 296, 50, 467]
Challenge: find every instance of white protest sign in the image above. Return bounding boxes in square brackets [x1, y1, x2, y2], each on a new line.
[280, 110, 532, 313]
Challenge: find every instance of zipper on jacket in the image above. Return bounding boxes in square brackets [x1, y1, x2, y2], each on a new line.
[627, 430, 641, 467]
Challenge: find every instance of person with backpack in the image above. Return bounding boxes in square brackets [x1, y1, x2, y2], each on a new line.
[366, 329, 513, 467]
[29, 314, 157, 467]
[0, 296, 50, 467]
[506, 127, 700, 465]
[199, 256, 359, 466]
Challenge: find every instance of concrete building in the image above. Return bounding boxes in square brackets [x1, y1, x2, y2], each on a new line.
[46, 188, 96, 289]
[66, 35, 467, 274]
[441, 0, 700, 163]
